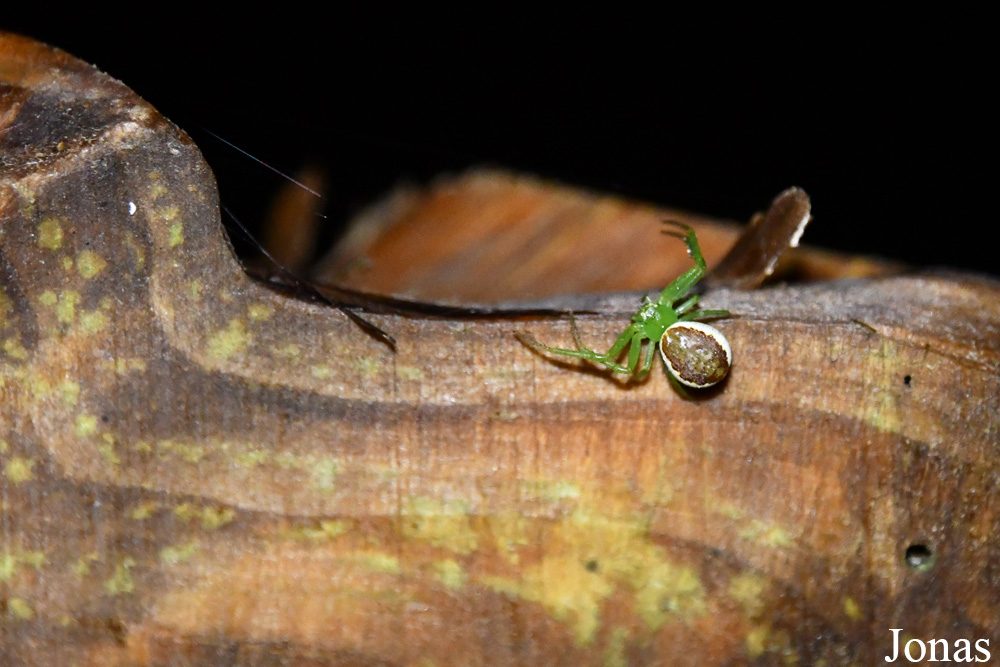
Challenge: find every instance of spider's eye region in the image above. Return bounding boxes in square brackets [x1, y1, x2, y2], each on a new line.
[659, 321, 732, 388]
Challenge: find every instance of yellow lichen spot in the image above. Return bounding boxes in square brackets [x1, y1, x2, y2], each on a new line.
[746, 624, 770, 658]
[739, 519, 795, 548]
[55, 290, 81, 325]
[353, 356, 382, 376]
[130, 501, 160, 520]
[206, 319, 250, 360]
[292, 520, 351, 542]
[58, 380, 80, 406]
[98, 442, 120, 466]
[3, 338, 28, 360]
[521, 555, 614, 645]
[100, 297, 113, 310]
[37, 218, 63, 249]
[160, 541, 199, 564]
[488, 513, 531, 563]
[104, 557, 136, 595]
[75, 414, 98, 438]
[248, 303, 273, 321]
[401, 497, 479, 555]
[433, 559, 466, 590]
[351, 551, 400, 575]
[0, 440, 8, 453]
[76, 250, 108, 279]
[634, 562, 707, 631]
[603, 627, 630, 667]
[844, 596, 862, 621]
[187, 280, 203, 299]
[274, 343, 300, 359]
[235, 449, 270, 468]
[729, 573, 769, 618]
[521, 479, 581, 502]
[38, 290, 58, 307]
[4, 457, 36, 484]
[176, 505, 235, 531]
[61, 256, 73, 271]
[310, 457, 339, 492]
[134, 440, 153, 453]
[79, 310, 108, 334]
[0, 550, 45, 581]
[397, 365, 425, 380]
[0, 289, 11, 327]
[310, 365, 332, 380]
[168, 222, 184, 247]
[157, 439, 205, 463]
[124, 232, 146, 271]
[7, 597, 33, 620]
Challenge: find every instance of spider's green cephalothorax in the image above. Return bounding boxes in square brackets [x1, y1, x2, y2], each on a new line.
[517, 221, 731, 388]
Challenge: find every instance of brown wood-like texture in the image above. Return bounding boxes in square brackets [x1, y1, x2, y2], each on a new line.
[2, 32, 1000, 666]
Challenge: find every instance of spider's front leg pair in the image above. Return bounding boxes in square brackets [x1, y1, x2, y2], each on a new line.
[516, 221, 732, 387]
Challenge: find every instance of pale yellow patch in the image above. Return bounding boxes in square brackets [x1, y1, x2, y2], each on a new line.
[0, 440, 8, 453]
[634, 562, 706, 631]
[603, 627, 630, 667]
[73, 553, 97, 578]
[61, 256, 73, 271]
[397, 365, 424, 380]
[739, 519, 795, 548]
[488, 513, 531, 563]
[746, 624, 770, 658]
[0, 289, 11, 327]
[274, 343, 300, 359]
[0, 550, 45, 581]
[729, 573, 769, 618]
[521, 479, 581, 501]
[75, 414, 98, 437]
[134, 440, 153, 453]
[187, 280, 203, 299]
[310, 457, 339, 492]
[160, 206, 180, 221]
[175, 504, 235, 530]
[79, 310, 108, 334]
[150, 183, 167, 198]
[168, 222, 184, 247]
[59, 380, 80, 407]
[349, 551, 400, 574]
[311, 365, 332, 380]
[844, 596, 861, 620]
[38, 218, 63, 249]
[353, 357, 382, 376]
[130, 501, 160, 520]
[401, 497, 479, 555]
[235, 449, 270, 467]
[288, 520, 351, 542]
[124, 232, 146, 270]
[55, 290, 81, 325]
[160, 542, 200, 564]
[38, 290, 58, 307]
[247, 303, 273, 321]
[206, 319, 250, 360]
[433, 559, 467, 590]
[98, 442, 120, 466]
[8, 598, 33, 620]
[104, 557, 136, 595]
[157, 439, 205, 463]
[4, 457, 35, 484]
[2, 338, 28, 360]
[76, 250, 108, 279]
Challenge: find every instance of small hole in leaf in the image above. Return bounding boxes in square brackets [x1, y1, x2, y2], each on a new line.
[903, 375, 912, 386]
[905, 543, 934, 570]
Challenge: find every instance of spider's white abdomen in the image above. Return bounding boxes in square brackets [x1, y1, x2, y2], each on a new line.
[659, 321, 732, 388]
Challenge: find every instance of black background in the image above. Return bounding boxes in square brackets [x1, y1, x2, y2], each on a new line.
[6, 19, 996, 276]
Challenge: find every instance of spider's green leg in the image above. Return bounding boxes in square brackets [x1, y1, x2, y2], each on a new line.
[674, 294, 700, 317]
[626, 331, 644, 372]
[658, 221, 708, 305]
[635, 340, 657, 378]
[679, 309, 730, 322]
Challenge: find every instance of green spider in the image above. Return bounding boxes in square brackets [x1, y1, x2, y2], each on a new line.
[517, 221, 732, 388]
